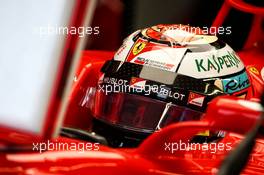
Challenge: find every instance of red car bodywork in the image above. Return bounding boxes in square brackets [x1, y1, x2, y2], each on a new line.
[0, 49, 263, 175]
[0, 0, 264, 174]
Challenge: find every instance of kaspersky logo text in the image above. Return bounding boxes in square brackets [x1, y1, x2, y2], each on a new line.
[195, 51, 241, 73]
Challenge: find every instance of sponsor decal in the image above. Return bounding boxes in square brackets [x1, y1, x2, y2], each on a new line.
[134, 57, 175, 71]
[134, 57, 147, 65]
[222, 71, 250, 94]
[168, 91, 185, 101]
[132, 41, 146, 55]
[130, 77, 146, 89]
[261, 67, 264, 81]
[103, 77, 128, 86]
[195, 51, 241, 73]
[126, 38, 187, 72]
[188, 92, 205, 107]
[126, 39, 162, 62]
[249, 67, 259, 75]
[157, 86, 186, 101]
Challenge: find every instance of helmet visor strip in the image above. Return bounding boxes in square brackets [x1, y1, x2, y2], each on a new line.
[90, 89, 203, 133]
[100, 60, 224, 111]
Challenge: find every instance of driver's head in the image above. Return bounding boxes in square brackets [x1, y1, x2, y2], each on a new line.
[85, 24, 252, 147]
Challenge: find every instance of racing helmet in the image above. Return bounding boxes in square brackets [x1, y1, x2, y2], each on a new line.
[84, 24, 252, 147]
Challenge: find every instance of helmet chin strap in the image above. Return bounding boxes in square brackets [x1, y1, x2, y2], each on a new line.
[155, 102, 172, 130]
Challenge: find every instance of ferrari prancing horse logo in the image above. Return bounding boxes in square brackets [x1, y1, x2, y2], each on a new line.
[132, 41, 146, 55]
